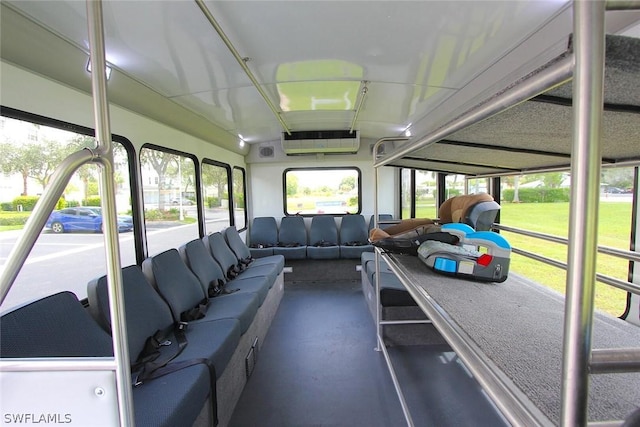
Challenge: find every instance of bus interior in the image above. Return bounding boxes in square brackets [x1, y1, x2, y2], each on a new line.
[1, 1, 640, 426]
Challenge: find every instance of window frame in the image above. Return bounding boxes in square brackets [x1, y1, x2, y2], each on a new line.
[201, 158, 233, 234]
[232, 166, 247, 231]
[282, 166, 362, 216]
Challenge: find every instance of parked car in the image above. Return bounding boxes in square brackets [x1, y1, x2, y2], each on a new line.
[603, 186, 627, 194]
[171, 198, 194, 205]
[45, 207, 133, 234]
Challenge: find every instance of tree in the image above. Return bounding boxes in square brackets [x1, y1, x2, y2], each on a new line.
[202, 164, 228, 206]
[339, 175, 356, 192]
[141, 149, 175, 210]
[286, 175, 299, 196]
[542, 172, 564, 188]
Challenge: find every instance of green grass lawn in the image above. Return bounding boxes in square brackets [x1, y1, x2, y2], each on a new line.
[414, 201, 632, 317]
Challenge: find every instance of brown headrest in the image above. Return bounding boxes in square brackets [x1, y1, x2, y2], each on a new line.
[439, 193, 494, 224]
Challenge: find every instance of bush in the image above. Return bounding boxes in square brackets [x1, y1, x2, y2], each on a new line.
[144, 208, 181, 221]
[207, 196, 220, 208]
[12, 196, 39, 211]
[502, 188, 570, 203]
[65, 200, 80, 208]
[56, 197, 66, 210]
[234, 194, 245, 209]
[0, 211, 30, 226]
[83, 196, 101, 206]
[1, 202, 13, 211]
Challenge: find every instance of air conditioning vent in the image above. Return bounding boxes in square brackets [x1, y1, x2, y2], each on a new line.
[281, 130, 360, 155]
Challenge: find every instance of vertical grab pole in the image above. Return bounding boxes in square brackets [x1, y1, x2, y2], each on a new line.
[85, 1, 134, 426]
[561, 1, 605, 425]
[371, 137, 408, 350]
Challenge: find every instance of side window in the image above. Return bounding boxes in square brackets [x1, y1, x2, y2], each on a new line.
[232, 167, 247, 230]
[400, 168, 412, 219]
[283, 167, 361, 215]
[202, 160, 231, 234]
[467, 177, 489, 195]
[0, 114, 134, 312]
[140, 146, 198, 255]
[445, 174, 466, 198]
[400, 169, 437, 219]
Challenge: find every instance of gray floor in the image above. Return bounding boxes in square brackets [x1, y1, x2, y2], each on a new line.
[229, 259, 507, 427]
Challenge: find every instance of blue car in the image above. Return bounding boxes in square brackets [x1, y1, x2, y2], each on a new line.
[45, 207, 133, 234]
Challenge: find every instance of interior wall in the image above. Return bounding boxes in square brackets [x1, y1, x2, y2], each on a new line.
[247, 157, 397, 222]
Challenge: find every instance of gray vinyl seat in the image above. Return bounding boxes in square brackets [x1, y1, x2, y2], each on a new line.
[339, 214, 373, 259]
[88, 265, 241, 380]
[361, 252, 417, 307]
[204, 232, 279, 286]
[141, 249, 259, 335]
[273, 216, 308, 259]
[180, 238, 270, 307]
[307, 215, 340, 259]
[0, 291, 211, 427]
[248, 216, 279, 258]
[223, 225, 285, 273]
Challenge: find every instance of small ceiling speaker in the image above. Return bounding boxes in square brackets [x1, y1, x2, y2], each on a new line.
[259, 145, 275, 158]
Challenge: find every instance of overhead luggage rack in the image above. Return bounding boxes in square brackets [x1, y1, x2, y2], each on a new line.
[371, 2, 640, 426]
[379, 252, 640, 426]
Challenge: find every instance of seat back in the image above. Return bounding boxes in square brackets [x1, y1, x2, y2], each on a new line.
[1, 291, 113, 358]
[339, 214, 368, 245]
[204, 232, 242, 279]
[249, 216, 278, 247]
[88, 265, 175, 362]
[180, 238, 227, 292]
[309, 216, 338, 246]
[278, 216, 307, 246]
[141, 249, 207, 322]
[223, 225, 251, 261]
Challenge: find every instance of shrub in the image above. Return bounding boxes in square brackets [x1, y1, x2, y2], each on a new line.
[207, 196, 220, 208]
[1, 202, 13, 211]
[502, 188, 570, 203]
[234, 194, 245, 209]
[84, 196, 101, 206]
[12, 196, 39, 211]
[0, 212, 30, 226]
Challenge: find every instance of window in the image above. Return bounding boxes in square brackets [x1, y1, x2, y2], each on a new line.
[467, 177, 489, 195]
[284, 167, 361, 215]
[0, 114, 134, 313]
[400, 169, 437, 219]
[232, 167, 246, 230]
[202, 160, 231, 234]
[140, 145, 198, 255]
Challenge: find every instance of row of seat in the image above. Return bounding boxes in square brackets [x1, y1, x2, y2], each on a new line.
[248, 214, 394, 260]
[1, 226, 285, 427]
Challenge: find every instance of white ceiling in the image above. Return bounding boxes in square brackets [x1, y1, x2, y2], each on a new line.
[3, 1, 640, 153]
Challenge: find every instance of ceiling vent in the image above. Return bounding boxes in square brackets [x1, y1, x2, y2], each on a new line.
[281, 130, 360, 155]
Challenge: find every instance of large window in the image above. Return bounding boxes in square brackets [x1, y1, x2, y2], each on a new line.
[284, 167, 361, 215]
[202, 160, 231, 234]
[0, 113, 134, 312]
[499, 169, 633, 317]
[232, 167, 246, 230]
[140, 145, 198, 255]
